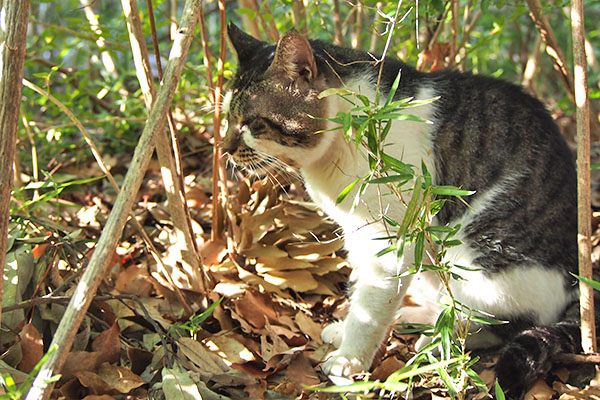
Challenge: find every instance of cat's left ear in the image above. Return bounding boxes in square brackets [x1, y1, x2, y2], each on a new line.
[269, 31, 317, 83]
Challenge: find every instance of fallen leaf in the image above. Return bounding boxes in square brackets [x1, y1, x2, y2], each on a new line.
[92, 322, 121, 365]
[96, 363, 145, 393]
[371, 356, 406, 381]
[259, 269, 320, 292]
[115, 264, 153, 296]
[294, 311, 323, 344]
[234, 288, 279, 330]
[285, 238, 344, 261]
[286, 353, 320, 391]
[63, 351, 102, 379]
[204, 334, 256, 365]
[162, 365, 203, 400]
[524, 378, 554, 400]
[17, 322, 43, 373]
[176, 337, 229, 378]
[74, 370, 112, 395]
[244, 380, 267, 400]
[126, 347, 154, 376]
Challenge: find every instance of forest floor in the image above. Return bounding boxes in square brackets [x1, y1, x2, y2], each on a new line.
[4, 125, 600, 400]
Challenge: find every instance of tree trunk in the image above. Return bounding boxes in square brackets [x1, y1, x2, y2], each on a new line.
[0, 0, 31, 329]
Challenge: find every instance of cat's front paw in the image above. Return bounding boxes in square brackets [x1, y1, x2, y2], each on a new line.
[321, 321, 344, 348]
[321, 350, 367, 379]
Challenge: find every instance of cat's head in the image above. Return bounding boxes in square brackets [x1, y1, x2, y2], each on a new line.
[223, 24, 332, 175]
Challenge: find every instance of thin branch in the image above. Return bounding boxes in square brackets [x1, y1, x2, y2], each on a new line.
[210, 0, 229, 242]
[132, 0, 208, 296]
[333, 0, 344, 46]
[571, 0, 596, 354]
[24, 2, 202, 398]
[554, 352, 600, 364]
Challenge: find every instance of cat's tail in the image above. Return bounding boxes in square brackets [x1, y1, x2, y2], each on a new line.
[494, 320, 581, 399]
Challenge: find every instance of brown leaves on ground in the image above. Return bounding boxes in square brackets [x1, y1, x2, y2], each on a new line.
[4, 172, 599, 399]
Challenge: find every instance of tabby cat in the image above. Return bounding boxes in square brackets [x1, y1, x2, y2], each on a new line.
[223, 23, 583, 398]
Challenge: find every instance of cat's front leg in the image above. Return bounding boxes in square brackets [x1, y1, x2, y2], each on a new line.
[321, 254, 413, 378]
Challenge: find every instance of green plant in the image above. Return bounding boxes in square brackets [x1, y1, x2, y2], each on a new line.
[0, 345, 60, 400]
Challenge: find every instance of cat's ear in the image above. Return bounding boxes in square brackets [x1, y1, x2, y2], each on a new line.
[269, 31, 317, 83]
[227, 23, 264, 65]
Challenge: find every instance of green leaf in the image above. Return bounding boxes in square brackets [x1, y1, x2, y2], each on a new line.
[397, 177, 422, 238]
[368, 174, 412, 184]
[318, 87, 352, 99]
[385, 71, 402, 107]
[386, 357, 461, 382]
[495, 380, 506, 400]
[336, 176, 364, 205]
[310, 380, 379, 393]
[381, 153, 414, 175]
[431, 186, 475, 197]
[414, 231, 425, 268]
[572, 273, 600, 291]
[234, 7, 256, 18]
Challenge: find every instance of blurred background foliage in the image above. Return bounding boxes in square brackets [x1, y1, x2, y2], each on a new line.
[19, 0, 599, 195]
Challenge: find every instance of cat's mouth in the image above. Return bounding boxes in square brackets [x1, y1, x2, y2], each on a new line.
[227, 147, 297, 177]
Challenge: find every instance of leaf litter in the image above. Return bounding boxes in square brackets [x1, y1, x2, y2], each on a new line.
[3, 160, 600, 399]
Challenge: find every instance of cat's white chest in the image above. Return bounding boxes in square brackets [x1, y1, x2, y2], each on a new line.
[301, 83, 438, 234]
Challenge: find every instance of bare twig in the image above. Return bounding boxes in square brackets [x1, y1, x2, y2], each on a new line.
[130, 0, 208, 296]
[24, 2, 202, 398]
[554, 352, 600, 364]
[291, 0, 308, 35]
[525, 0, 573, 97]
[333, 0, 344, 46]
[238, 0, 260, 38]
[571, 0, 596, 354]
[0, 0, 30, 329]
[261, 1, 279, 41]
[210, 0, 229, 242]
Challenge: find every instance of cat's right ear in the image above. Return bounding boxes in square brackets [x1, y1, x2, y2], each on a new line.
[227, 23, 264, 65]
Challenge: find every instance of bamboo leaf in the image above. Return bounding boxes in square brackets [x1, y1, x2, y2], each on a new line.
[336, 176, 362, 204]
[431, 186, 475, 197]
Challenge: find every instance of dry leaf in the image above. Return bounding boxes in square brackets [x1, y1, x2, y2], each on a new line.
[96, 363, 145, 393]
[286, 353, 320, 390]
[371, 356, 406, 381]
[285, 238, 344, 261]
[74, 370, 113, 395]
[204, 334, 256, 364]
[234, 288, 279, 330]
[524, 378, 554, 400]
[245, 380, 267, 400]
[17, 322, 43, 373]
[259, 269, 320, 292]
[115, 264, 153, 296]
[63, 351, 102, 379]
[92, 322, 121, 365]
[255, 256, 315, 272]
[176, 337, 229, 378]
[294, 311, 323, 344]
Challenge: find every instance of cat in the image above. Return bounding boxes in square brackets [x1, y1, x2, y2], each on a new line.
[223, 23, 585, 398]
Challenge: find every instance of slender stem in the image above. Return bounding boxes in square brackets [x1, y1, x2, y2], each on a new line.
[571, 0, 596, 354]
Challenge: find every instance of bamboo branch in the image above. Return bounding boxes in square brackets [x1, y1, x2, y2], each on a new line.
[122, 0, 208, 296]
[24, 1, 202, 398]
[571, 0, 596, 355]
[210, 0, 229, 242]
[333, 0, 344, 46]
[0, 0, 30, 330]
